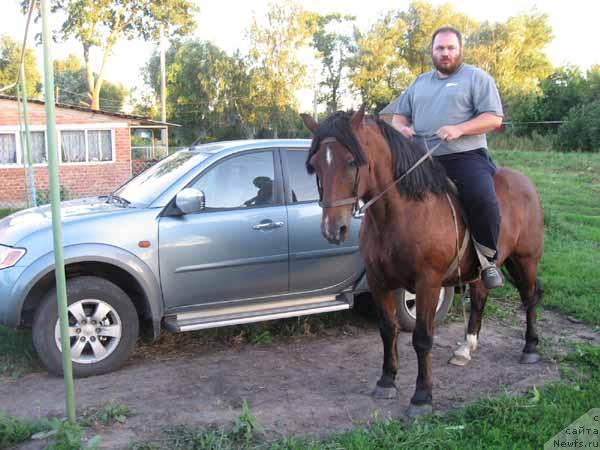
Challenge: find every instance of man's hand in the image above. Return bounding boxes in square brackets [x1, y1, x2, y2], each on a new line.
[391, 115, 415, 138]
[436, 125, 463, 141]
[398, 125, 416, 139]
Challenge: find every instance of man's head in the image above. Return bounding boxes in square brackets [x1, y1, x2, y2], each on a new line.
[431, 27, 463, 75]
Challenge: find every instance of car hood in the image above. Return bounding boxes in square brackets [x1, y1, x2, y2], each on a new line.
[0, 197, 129, 246]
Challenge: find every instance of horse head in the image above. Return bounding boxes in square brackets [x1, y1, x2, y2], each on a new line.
[301, 107, 369, 244]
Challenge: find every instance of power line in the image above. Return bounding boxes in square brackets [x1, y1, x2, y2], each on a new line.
[56, 88, 124, 107]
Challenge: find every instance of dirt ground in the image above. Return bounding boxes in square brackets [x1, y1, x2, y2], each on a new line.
[2, 304, 599, 449]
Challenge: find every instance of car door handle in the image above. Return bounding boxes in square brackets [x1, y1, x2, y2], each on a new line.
[252, 221, 284, 230]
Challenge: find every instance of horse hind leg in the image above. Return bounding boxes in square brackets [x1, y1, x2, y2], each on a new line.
[371, 287, 401, 399]
[505, 256, 543, 364]
[449, 281, 489, 366]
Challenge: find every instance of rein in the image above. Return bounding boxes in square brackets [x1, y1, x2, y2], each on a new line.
[316, 135, 442, 218]
[354, 137, 442, 218]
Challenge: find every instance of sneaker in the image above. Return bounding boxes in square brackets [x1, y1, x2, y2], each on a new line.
[481, 263, 504, 289]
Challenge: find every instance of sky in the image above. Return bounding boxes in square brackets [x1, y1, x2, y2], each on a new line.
[2, 0, 599, 111]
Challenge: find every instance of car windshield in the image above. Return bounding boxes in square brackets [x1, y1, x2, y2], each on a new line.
[113, 150, 210, 206]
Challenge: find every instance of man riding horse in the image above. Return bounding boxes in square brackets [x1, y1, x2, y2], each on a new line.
[381, 26, 504, 289]
[302, 25, 544, 418]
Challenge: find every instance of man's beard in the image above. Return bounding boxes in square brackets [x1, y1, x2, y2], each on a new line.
[433, 53, 463, 75]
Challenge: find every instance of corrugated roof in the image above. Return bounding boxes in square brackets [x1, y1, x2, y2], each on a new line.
[0, 94, 180, 127]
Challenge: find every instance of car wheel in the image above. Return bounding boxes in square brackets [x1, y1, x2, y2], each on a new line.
[395, 287, 454, 332]
[32, 276, 139, 377]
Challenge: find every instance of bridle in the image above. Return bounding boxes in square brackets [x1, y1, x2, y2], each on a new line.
[315, 135, 442, 218]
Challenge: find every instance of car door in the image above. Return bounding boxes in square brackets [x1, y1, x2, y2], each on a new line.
[282, 148, 363, 293]
[158, 149, 289, 310]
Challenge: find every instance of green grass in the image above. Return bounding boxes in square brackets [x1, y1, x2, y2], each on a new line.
[488, 130, 556, 152]
[79, 401, 132, 427]
[0, 325, 40, 379]
[489, 150, 600, 325]
[0, 413, 51, 450]
[0, 209, 17, 220]
[0, 400, 129, 449]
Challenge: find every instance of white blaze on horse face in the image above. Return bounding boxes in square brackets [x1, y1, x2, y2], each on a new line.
[325, 145, 333, 167]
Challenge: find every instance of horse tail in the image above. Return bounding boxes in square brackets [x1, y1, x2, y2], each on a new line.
[502, 256, 544, 308]
[501, 256, 520, 288]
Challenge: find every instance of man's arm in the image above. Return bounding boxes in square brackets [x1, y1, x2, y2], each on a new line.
[436, 112, 502, 141]
[391, 114, 416, 138]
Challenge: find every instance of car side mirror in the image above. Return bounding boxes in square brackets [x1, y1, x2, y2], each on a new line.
[175, 188, 206, 214]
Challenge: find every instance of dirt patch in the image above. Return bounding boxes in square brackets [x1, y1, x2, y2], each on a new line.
[2, 305, 598, 449]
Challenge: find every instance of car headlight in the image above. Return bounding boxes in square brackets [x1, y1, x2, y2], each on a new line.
[0, 245, 26, 269]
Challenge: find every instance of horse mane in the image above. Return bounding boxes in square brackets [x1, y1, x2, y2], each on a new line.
[373, 117, 449, 201]
[306, 111, 449, 201]
[306, 111, 367, 174]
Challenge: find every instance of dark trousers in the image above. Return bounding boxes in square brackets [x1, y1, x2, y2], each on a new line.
[435, 148, 500, 260]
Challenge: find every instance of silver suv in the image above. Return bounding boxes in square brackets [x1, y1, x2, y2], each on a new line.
[0, 140, 453, 377]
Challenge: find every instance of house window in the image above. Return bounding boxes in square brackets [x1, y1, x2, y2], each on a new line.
[61, 130, 86, 162]
[30, 131, 47, 164]
[88, 130, 112, 161]
[60, 129, 113, 163]
[0, 133, 17, 164]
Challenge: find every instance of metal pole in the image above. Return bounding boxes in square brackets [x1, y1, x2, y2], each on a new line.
[40, 0, 76, 424]
[160, 25, 167, 152]
[160, 25, 166, 124]
[20, 64, 37, 207]
[16, 85, 29, 207]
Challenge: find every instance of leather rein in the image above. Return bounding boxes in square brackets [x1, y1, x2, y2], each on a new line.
[316, 136, 442, 218]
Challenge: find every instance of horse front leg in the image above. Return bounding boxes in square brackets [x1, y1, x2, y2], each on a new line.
[369, 277, 401, 399]
[407, 281, 440, 419]
[449, 281, 489, 366]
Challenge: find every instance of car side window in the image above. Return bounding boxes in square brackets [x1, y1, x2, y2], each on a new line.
[286, 150, 319, 203]
[191, 151, 276, 209]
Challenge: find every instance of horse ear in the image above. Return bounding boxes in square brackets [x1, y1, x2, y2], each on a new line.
[351, 104, 366, 130]
[301, 114, 318, 134]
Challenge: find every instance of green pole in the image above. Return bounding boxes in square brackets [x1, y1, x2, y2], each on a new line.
[40, 0, 76, 423]
[16, 85, 29, 208]
[20, 63, 37, 207]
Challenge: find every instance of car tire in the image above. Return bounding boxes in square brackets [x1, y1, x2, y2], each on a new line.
[395, 287, 455, 332]
[32, 276, 139, 378]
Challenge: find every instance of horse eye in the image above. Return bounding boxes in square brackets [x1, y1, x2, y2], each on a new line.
[349, 160, 357, 167]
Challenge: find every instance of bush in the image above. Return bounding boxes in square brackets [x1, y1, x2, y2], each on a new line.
[555, 100, 600, 152]
[488, 129, 555, 152]
[35, 185, 69, 206]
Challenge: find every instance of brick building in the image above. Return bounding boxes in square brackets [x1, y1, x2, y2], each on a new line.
[0, 95, 173, 208]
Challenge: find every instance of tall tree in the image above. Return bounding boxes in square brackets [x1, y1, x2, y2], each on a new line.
[466, 12, 553, 99]
[400, 0, 478, 76]
[349, 12, 411, 111]
[26, 0, 197, 109]
[54, 54, 127, 111]
[0, 34, 40, 97]
[349, 1, 477, 110]
[247, 0, 315, 137]
[310, 13, 355, 114]
[143, 39, 254, 143]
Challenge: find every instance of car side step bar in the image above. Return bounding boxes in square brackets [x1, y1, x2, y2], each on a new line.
[164, 294, 352, 332]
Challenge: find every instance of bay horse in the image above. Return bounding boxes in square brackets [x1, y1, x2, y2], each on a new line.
[301, 108, 544, 418]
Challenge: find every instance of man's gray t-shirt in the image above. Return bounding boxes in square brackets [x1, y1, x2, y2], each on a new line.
[381, 64, 503, 156]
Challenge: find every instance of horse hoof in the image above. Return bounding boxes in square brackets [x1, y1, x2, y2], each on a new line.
[520, 352, 541, 364]
[405, 403, 433, 420]
[449, 354, 471, 366]
[371, 385, 398, 399]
